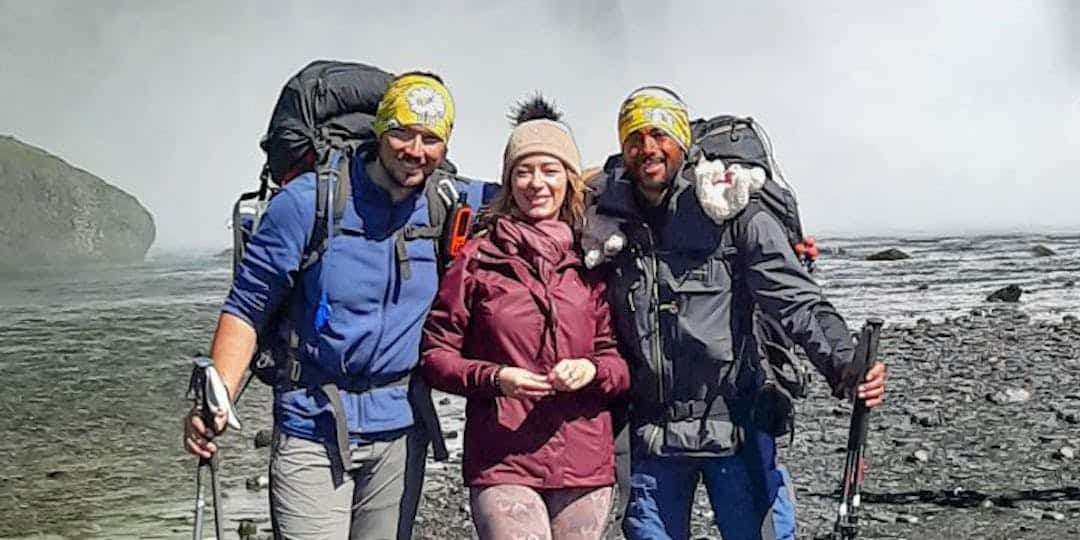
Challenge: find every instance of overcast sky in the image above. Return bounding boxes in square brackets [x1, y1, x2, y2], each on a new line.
[1, 0, 1077, 251]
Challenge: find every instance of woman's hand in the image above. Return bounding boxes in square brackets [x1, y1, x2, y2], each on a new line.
[497, 367, 555, 399]
[548, 358, 597, 392]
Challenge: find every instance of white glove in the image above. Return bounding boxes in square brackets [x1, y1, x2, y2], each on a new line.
[582, 207, 626, 269]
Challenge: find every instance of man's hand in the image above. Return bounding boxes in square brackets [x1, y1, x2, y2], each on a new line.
[858, 362, 886, 408]
[183, 406, 228, 459]
[548, 358, 597, 392]
[497, 367, 555, 399]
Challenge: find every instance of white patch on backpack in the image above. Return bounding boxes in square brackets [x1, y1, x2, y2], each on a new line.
[694, 158, 766, 224]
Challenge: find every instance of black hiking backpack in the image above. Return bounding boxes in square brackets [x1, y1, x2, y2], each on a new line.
[692, 115, 814, 439]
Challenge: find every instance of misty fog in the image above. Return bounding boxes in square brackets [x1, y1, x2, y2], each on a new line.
[1, 0, 1076, 252]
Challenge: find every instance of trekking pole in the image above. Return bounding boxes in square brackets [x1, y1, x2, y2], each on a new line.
[831, 318, 883, 540]
[188, 358, 233, 540]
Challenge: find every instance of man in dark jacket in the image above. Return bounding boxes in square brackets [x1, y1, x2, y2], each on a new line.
[183, 72, 476, 540]
[585, 87, 886, 540]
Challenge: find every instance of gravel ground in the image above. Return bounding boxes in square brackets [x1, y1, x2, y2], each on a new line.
[411, 308, 1080, 540]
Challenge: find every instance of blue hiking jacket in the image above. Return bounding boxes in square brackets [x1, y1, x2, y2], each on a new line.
[223, 151, 478, 442]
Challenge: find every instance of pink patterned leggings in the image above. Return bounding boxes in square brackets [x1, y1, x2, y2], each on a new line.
[469, 484, 613, 540]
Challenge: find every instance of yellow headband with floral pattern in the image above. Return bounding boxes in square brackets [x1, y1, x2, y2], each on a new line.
[373, 74, 455, 142]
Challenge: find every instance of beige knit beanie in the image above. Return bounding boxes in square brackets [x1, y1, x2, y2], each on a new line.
[501, 96, 582, 184]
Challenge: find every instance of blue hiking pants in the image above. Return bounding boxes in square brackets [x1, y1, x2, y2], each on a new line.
[623, 432, 796, 540]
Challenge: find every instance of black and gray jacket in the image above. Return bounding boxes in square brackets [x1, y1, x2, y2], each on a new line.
[585, 166, 855, 457]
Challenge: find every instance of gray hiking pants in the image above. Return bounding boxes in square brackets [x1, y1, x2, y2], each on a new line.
[269, 427, 427, 540]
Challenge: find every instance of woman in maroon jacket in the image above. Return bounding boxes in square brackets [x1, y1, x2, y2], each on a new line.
[421, 96, 630, 540]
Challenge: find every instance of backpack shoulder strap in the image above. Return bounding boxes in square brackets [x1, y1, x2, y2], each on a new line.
[419, 171, 466, 267]
[300, 150, 350, 271]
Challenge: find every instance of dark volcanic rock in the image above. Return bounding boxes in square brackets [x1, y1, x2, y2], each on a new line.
[0, 135, 155, 268]
[866, 248, 911, 261]
[238, 519, 258, 540]
[1031, 244, 1057, 257]
[986, 284, 1023, 303]
[254, 429, 273, 449]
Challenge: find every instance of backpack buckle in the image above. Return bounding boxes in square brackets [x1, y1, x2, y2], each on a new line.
[668, 401, 693, 422]
[289, 361, 302, 384]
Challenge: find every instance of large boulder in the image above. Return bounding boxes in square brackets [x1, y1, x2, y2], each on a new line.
[866, 248, 911, 261]
[0, 136, 154, 269]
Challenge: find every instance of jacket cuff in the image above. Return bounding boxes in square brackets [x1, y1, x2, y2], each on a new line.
[485, 365, 505, 396]
[586, 356, 608, 389]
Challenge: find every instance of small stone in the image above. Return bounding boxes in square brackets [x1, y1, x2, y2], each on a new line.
[438, 397, 451, 406]
[246, 475, 269, 491]
[868, 510, 898, 523]
[896, 514, 919, 524]
[1019, 508, 1044, 520]
[906, 449, 931, 463]
[1032, 244, 1057, 257]
[1056, 409, 1079, 424]
[238, 519, 258, 540]
[1057, 446, 1075, 460]
[987, 388, 1031, 404]
[911, 412, 941, 427]
[1064, 315, 1078, 324]
[1044, 511, 1066, 521]
[891, 436, 923, 447]
[981, 499, 994, 509]
[254, 429, 273, 449]
[986, 284, 1023, 303]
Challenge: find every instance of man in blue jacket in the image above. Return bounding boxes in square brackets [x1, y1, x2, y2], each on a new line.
[184, 72, 463, 539]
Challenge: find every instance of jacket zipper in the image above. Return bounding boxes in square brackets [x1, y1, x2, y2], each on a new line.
[641, 223, 665, 409]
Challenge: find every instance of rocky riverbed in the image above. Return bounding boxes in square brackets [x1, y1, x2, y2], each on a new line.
[404, 308, 1080, 540]
[2, 241, 1076, 539]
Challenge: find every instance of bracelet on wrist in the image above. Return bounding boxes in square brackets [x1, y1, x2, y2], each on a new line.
[492, 366, 505, 395]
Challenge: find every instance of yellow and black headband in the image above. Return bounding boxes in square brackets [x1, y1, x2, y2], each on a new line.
[617, 85, 691, 151]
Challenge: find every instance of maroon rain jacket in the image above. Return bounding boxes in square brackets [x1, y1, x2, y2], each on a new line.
[421, 216, 630, 488]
